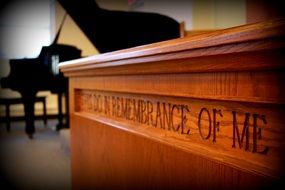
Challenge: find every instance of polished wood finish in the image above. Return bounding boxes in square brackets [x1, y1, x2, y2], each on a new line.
[59, 19, 285, 189]
[179, 21, 186, 37]
[246, 0, 284, 24]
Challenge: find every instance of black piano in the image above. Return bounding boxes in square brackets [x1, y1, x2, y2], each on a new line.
[1, 43, 81, 138]
[1, 0, 180, 138]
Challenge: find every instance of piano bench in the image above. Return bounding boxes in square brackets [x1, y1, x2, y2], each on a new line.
[0, 97, 47, 132]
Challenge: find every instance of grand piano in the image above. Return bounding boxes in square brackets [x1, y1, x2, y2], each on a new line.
[0, 0, 181, 138]
[1, 28, 82, 138]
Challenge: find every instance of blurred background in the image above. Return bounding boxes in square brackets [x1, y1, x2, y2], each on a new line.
[0, 0, 284, 117]
[0, 0, 284, 189]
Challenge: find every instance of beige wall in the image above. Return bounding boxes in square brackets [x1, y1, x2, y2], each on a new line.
[96, 0, 128, 11]
[56, 0, 247, 53]
[192, 0, 246, 30]
[0, 0, 128, 117]
[1, 0, 247, 117]
[127, 0, 193, 30]
[55, 2, 98, 57]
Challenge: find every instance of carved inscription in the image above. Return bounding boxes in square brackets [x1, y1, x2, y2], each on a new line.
[76, 90, 270, 154]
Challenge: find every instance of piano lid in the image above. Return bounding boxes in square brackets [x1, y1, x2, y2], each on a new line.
[58, 0, 181, 53]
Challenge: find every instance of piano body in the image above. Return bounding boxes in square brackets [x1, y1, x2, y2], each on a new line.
[1, 43, 81, 137]
[57, 0, 181, 53]
[0, 0, 181, 137]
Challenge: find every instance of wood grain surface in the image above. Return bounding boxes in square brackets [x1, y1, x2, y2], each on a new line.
[60, 19, 285, 189]
[59, 18, 285, 74]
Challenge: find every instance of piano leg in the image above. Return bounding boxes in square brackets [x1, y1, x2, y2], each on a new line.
[65, 87, 69, 129]
[21, 93, 36, 139]
[56, 84, 69, 130]
[57, 92, 63, 130]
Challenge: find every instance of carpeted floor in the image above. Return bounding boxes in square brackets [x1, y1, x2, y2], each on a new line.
[0, 120, 71, 190]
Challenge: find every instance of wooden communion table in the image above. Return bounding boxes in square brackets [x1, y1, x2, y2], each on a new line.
[59, 19, 285, 189]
